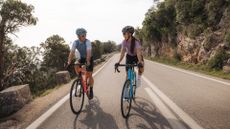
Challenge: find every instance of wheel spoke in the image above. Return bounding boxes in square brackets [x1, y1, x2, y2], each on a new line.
[70, 80, 84, 114]
[121, 80, 132, 118]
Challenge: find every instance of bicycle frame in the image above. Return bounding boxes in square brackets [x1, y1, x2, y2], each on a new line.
[75, 66, 89, 93]
[127, 66, 135, 98]
[115, 63, 139, 118]
[115, 63, 138, 99]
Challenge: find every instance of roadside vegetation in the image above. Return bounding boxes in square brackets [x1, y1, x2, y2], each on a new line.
[136, 0, 230, 80]
[0, 0, 117, 97]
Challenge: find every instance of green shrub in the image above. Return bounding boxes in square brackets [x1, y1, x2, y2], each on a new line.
[187, 23, 206, 38]
[25, 68, 57, 97]
[208, 48, 229, 69]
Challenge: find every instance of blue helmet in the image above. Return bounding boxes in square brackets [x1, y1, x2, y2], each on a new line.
[76, 28, 87, 36]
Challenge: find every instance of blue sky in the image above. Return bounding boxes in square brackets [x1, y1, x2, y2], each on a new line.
[12, 0, 154, 47]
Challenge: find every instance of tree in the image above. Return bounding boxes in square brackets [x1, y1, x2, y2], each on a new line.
[135, 27, 144, 43]
[102, 41, 116, 54]
[0, 0, 37, 89]
[41, 35, 70, 71]
[175, 0, 192, 25]
[205, 0, 225, 26]
[92, 40, 102, 60]
[2, 41, 41, 91]
[141, 1, 177, 56]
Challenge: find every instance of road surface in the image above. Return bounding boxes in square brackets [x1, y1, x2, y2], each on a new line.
[31, 54, 230, 129]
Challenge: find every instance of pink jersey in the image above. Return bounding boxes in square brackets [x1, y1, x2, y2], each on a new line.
[122, 40, 141, 56]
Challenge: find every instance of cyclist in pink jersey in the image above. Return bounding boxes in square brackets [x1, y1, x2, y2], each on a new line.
[115, 26, 144, 87]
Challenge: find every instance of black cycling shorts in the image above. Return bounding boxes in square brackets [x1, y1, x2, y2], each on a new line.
[78, 57, 94, 72]
[125, 54, 143, 71]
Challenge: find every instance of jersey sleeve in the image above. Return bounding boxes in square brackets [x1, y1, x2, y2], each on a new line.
[71, 41, 77, 52]
[121, 40, 125, 48]
[121, 40, 127, 52]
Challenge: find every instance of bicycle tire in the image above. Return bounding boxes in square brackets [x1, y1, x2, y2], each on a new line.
[133, 72, 137, 100]
[70, 79, 85, 114]
[121, 79, 132, 118]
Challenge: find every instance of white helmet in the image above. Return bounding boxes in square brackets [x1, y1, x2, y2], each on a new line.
[75, 49, 80, 60]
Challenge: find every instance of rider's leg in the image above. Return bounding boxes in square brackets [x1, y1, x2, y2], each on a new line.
[74, 60, 82, 75]
[86, 72, 94, 99]
[88, 72, 94, 87]
[87, 57, 94, 99]
[137, 67, 144, 87]
[138, 67, 144, 76]
[137, 56, 144, 87]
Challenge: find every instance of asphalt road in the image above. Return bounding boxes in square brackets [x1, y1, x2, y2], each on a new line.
[36, 54, 230, 129]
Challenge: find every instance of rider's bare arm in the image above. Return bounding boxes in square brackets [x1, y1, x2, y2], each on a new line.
[68, 51, 75, 64]
[136, 47, 143, 64]
[86, 49, 91, 65]
[118, 46, 126, 63]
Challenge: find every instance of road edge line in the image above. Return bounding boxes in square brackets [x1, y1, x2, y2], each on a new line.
[145, 59, 230, 86]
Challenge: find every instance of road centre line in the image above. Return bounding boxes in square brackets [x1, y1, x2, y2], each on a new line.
[143, 75, 203, 129]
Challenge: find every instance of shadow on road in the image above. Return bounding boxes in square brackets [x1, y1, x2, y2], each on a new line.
[73, 96, 176, 129]
[125, 97, 173, 129]
[73, 96, 119, 129]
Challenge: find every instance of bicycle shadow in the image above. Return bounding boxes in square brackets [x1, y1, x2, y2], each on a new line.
[125, 97, 173, 129]
[73, 96, 119, 129]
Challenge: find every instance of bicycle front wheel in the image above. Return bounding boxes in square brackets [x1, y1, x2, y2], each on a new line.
[133, 72, 137, 100]
[121, 79, 132, 118]
[70, 79, 84, 114]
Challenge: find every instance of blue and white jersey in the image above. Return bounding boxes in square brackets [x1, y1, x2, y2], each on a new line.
[71, 39, 92, 58]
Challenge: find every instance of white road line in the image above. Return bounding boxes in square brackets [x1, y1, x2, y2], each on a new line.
[143, 75, 203, 129]
[145, 87, 186, 129]
[26, 56, 114, 129]
[145, 59, 230, 86]
[93, 56, 113, 76]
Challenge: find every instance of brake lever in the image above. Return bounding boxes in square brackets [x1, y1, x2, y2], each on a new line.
[116, 68, 120, 73]
[114, 67, 120, 73]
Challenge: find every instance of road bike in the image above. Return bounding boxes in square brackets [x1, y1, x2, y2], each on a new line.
[115, 63, 140, 118]
[69, 63, 90, 114]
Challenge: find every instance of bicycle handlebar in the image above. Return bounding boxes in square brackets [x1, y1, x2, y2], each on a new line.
[65, 62, 87, 73]
[114, 64, 141, 73]
[74, 63, 87, 67]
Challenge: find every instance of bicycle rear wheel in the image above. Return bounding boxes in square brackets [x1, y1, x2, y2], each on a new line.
[70, 79, 84, 114]
[121, 79, 132, 118]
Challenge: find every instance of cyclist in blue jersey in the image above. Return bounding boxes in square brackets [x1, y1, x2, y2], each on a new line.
[67, 28, 94, 99]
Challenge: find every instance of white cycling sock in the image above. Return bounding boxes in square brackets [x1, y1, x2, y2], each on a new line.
[137, 75, 142, 87]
